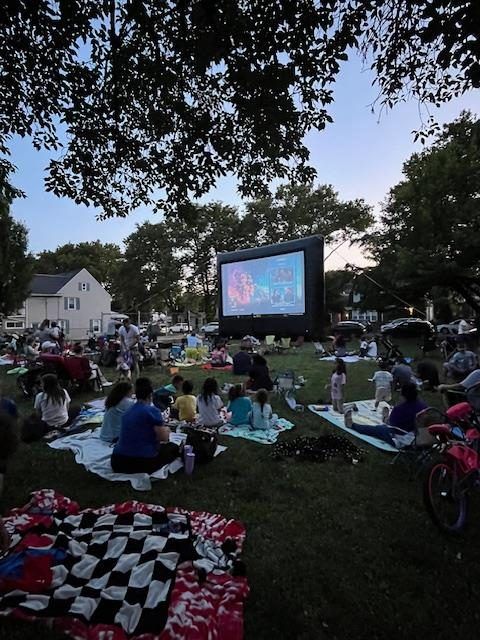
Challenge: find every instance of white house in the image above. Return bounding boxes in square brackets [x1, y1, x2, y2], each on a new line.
[2, 268, 115, 340]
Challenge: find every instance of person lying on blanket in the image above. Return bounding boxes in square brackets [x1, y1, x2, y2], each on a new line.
[344, 383, 427, 448]
[111, 377, 180, 474]
[249, 389, 278, 430]
[227, 384, 252, 426]
[100, 381, 135, 443]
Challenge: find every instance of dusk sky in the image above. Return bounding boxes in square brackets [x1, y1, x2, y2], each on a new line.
[9, 55, 480, 271]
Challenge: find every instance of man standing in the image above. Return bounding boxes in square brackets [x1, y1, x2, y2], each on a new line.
[119, 317, 140, 378]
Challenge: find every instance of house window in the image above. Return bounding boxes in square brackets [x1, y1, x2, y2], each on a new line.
[68, 297, 76, 310]
[90, 319, 101, 333]
[5, 320, 25, 329]
[81, 283, 88, 291]
[79, 282, 90, 292]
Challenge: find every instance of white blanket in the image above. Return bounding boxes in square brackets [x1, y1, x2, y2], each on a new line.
[49, 430, 226, 491]
[319, 355, 372, 363]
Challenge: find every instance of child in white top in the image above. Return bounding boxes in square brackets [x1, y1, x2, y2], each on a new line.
[326, 358, 347, 413]
[197, 378, 223, 427]
[369, 363, 393, 408]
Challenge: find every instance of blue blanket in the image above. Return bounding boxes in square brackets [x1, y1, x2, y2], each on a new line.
[218, 418, 294, 445]
[308, 401, 398, 453]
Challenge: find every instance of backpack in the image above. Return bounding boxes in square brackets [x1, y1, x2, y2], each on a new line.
[185, 427, 217, 463]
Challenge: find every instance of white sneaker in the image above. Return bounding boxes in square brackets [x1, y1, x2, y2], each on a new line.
[103, 381, 113, 387]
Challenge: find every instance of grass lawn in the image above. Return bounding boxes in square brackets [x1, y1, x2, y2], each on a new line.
[0, 340, 479, 640]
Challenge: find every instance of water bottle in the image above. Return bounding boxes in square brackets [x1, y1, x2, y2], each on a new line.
[184, 452, 195, 475]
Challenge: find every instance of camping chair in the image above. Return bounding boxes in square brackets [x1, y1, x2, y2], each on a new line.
[63, 356, 104, 393]
[391, 407, 444, 471]
[169, 344, 184, 361]
[276, 337, 291, 353]
[264, 335, 277, 353]
[273, 370, 298, 410]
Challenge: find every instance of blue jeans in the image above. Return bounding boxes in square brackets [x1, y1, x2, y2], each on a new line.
[350, 422, 398, 447]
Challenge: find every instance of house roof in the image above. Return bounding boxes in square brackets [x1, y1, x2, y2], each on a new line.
[30, 270, 82, 295]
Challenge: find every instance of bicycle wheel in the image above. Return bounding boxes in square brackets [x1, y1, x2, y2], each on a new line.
[423, 460, 468, 533]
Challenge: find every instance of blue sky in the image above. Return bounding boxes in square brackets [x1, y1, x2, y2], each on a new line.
[9, 55, 479, 270]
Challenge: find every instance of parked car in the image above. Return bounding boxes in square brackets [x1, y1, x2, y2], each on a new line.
[331, 321, 367, 339]
[380, 317, 412, 332]
[381, 318, 434, 337]
[436, 319, 475, 335]
[200, 322, 219, 335]
[169, 323, 192, 334]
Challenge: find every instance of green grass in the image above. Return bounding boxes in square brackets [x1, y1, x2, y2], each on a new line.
[0, 341, 479, 640]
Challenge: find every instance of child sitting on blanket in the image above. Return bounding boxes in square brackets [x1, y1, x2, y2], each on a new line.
[197, 378, 224, 427]
[325, 358, 347, 413]
[153, 375, 184, 413]
[369, 362, 393, 408]
[100, 381, 134, 443]
[249, 389, 278, 430]
[173, 380, 197, 422]
[227, 384, 252, 426]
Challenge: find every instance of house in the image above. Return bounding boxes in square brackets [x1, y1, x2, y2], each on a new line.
[2, 268, 115, 340]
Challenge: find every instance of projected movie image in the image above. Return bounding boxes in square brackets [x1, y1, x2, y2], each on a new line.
[222, 251, 305, 316]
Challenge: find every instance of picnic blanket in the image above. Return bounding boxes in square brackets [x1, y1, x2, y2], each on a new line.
[48, 430, 227, 490]
[218, 418, 294, 445]
[308, 400, 398, 452]
[319, 355, 366, 363]
[0, 489, 249, 640]
[201, 363, 233, 371]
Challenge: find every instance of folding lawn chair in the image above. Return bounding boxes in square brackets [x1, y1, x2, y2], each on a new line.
[264, 335, 277, 353]
[276, 337, 291, 353]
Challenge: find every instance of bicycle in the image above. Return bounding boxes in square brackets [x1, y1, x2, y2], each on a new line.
[423, 401, 480, 533]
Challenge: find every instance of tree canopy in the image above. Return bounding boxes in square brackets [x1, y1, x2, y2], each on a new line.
[1, 1, 478, 217]
[361, 111, 480, 313]
[0, 163, 33, 317]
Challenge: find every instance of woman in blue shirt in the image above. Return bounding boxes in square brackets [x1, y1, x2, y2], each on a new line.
[100, 382, 134, 443]
[111, 378, 180, 474]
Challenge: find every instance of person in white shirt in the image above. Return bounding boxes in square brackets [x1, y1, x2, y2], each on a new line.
[359, 338, 368, 357]
[366, 337, 378, 358]
[457, 319, 470, 335]
[33, 373, 71, 431]
[197, 378, 224, 427]
[369, 363, 393, 408]
[119, 318, 140, 378]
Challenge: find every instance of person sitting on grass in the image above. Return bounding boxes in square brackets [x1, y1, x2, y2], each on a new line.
[173, 380, 197, 422]
[332, 332, 347, 357]
[369, 362, 393, 408]
[359, 337, 368, 357]
[211, 344, 229, 367]
[227, 384, 252, 426]
[391, 357, 414, 389]
[366, 336, 378, 358]
[100, 381, 134, 443]
[437, 368, 480, 408]
[111, 377, 180, 474]
[344, 383, 428, 448]
[416, 359, 440, 390]
[197, 378, 224, 427]
[22, 373, 77, 442]
[443, 341, 477, 382]
[249, 389, 278, 430]
[246, 354, 274, 392]
[153, 374, 184, 412]
[23, 336, 40, 363]
[233, 345, 252, 375]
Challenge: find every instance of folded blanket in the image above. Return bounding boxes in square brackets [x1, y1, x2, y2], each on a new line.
[218, 418, 294, 445]
[308, 400, 398, 452]
[48, 430, 226, 490]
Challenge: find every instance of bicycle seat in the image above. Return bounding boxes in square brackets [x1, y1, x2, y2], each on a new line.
[446, 402, 472, 422]
[428, 423, 453, 440]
